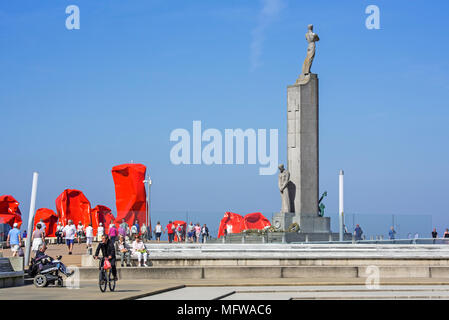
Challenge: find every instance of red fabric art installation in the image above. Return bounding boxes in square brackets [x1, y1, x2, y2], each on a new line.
[217, 212, 243, 238]
[34, 208, 58, 237]
[91, 205, 116, 236]
[0, 195, 22, 228]
[55, 189, 91, 227]
[112, 164, 147, 229]
[240, 212, 271, 231]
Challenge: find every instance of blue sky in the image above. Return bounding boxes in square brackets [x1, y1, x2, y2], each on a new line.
[0, 0, 448, 236]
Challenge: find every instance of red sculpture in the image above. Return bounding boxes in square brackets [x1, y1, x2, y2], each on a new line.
[91, 205, 116, 236]
[218, 211, 271, 238]
[112, 164, 147, 229]
[240, 212, 271, 231]
[0, 195, 22, 228]
[217, 212, 243, 238]
[34, 208, 58, 237]
[55, 189, 92, 227]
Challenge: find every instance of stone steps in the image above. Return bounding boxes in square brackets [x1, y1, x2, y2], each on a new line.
[74, 265, 449, 280]
[0, 257, 24, 288]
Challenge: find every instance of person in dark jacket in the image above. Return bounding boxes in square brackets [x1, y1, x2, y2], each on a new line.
[354, 224, 363, 241]
[431, 228, 438, 239]
[94, 235, 117, 280]
[201, 224, 209, 243]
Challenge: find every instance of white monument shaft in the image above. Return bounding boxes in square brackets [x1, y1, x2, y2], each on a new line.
[273, 24, 331, 234]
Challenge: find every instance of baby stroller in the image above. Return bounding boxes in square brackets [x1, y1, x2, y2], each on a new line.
[28, 253, 74, 288]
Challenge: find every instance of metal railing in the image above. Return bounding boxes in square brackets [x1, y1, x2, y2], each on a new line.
[297, 238, 449, 245]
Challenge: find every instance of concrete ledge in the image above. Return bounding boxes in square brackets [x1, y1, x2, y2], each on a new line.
[0, 257, 24, 288]
[118, 258, 449, 267]
[203, 267, 282, 279]
[8, 257, 24, 272]
[282, 266, 358, 278]
[358, 266, 430, 278]
[430, 267, 449, 278]
[74, 265, 445, 280]
[78, 267, 204, 280]
[0, 271, 24, 288]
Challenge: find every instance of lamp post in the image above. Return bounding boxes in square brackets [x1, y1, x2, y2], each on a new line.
[25, 172, 39, 266]
[339, 170, 344, 242]
[143, 176, 152, 240]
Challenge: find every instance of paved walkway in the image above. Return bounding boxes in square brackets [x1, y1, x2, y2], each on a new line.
[141, 285, 449, 300]
[3, 278, 449, 300]
[0, 279, 183, 300]
[1, 243, 87, 266]
[0, 241, 168, 267]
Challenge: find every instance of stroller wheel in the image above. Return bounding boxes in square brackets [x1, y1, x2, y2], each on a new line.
[33, 275, 47, 288]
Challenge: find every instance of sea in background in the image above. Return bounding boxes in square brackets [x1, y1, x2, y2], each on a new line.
[1, 211, 433, 242]
[149, 211, 433, 241]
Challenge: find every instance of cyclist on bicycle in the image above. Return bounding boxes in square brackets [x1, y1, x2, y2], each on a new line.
[94, 234, 118, 281]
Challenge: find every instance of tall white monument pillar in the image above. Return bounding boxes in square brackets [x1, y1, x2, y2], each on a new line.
[286, 74, 330, 233]
[272, 24, 330, 234]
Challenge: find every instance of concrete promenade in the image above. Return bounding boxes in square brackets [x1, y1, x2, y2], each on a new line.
[75, 243, 449, 281]
[142, 284, 449, 300]
[3, 242, 449, 299]
[139, 243, 449, 260]
[3, 278, 449, 300]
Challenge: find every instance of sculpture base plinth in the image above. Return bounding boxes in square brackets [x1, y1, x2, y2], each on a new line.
[272, 212, 295, 231]
[273, 212, 330, 233]
[297, 215, 330, 233]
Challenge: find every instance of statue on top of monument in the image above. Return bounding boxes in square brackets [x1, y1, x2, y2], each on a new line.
[278, 164, 291, 213]
[296, 24, 319, 84]
[302, 24, 319, 75]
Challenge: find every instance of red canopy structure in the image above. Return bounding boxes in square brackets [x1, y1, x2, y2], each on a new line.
[55, 189, 91, 227]
[217, 212, 243, 238]
[240, 212, 271, 231]
[91, 205, 116, 236]
[112, 163, 147, 229]
[34, 208, 58, 237]
[0, 195, 22, 228]
[173, 220, 186, 242]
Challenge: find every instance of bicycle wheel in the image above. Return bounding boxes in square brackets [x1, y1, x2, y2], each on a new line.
[99, 270, 107, 292]
[108, 270, 116, 292]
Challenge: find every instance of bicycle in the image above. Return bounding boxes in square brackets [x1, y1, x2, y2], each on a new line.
[98, 258, 116, 292]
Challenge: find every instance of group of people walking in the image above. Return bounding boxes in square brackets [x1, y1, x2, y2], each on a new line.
[160, 221, 210, 243]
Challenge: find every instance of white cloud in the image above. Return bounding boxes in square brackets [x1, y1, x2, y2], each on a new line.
[250, 0, 285, 71]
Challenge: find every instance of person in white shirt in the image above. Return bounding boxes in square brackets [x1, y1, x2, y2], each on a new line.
[130, 224, 138, 240]
[32, 224, 45, 254]
[132, 236, 148, 267]
[140, 224, 148, 241]
[56, 222, 64, 245]
[97, 223, 104, 242]
[38, 219, 47, 236]
[63, 220, 77, 255]
[85, 223, 94, 251]
[77, 221, 84, 245]
[187, 222, 194, 243]
[154, 222, 162, 243]
[118, 235, 131, 267]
